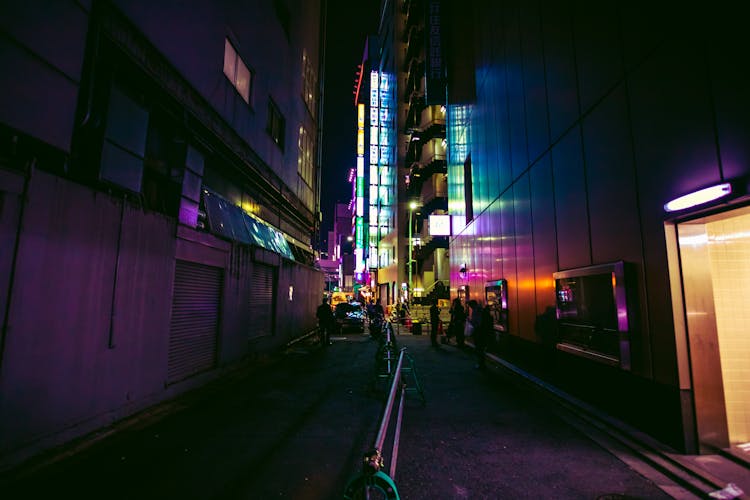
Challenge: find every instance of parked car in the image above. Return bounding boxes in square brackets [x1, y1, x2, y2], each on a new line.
[335, 302, 365, 333]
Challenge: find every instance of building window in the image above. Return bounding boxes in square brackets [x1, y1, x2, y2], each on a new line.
[463, 154, 473, 222]
[100, 86, 149, 194]
[298, 125, 314, 187]
[267, 99, 285, 150]
[223, 39, 252, 104]
[302, 49, 317, 118]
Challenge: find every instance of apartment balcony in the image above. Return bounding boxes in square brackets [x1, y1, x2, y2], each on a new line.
[416, 105, 446, 141]
[413, 213, 449, 266]
[406, 137, 446, 197]
[418, 174, 448, 219]
[418, 137, 447, 168]
[419, 173, 447, 206]
[415, 235, 449, 261]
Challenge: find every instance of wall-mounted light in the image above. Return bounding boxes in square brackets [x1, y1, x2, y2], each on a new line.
[664, 182, 732, 212]
[459, 264, 468, 280]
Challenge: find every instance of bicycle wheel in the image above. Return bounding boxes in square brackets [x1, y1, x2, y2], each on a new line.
[342, 471, 400, 500]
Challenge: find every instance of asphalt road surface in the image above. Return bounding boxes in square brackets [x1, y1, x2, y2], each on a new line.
[1, 329, 677, 499]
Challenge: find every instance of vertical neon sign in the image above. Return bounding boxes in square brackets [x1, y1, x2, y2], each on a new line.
[356, 102, 366, 273]
[368, 71, 380, 270]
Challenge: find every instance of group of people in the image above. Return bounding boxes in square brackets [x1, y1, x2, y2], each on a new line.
[446, 297, 493, 370]
[317, 294, 494, 369]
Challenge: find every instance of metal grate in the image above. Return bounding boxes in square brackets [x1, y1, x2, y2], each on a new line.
[167, 260, 222, 384]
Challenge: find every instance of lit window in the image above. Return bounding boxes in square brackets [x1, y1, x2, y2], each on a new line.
[301, 49, 318, 118]
[267, 99, 285, 149]
[298, 125, 314, 187]
[223, 39, 252, 103]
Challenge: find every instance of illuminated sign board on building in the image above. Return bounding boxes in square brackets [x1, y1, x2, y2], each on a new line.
[429, 214, 451, 236]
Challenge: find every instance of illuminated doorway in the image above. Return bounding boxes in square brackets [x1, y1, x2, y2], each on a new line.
[669, 206, 750, 453]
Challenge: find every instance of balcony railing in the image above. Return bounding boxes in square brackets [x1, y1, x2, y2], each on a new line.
[418, 105, 446, 133]
[418, 138, 447, 166]
[419, 174, 448, 206]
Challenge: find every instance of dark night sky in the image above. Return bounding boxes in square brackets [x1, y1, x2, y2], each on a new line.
[320, 0, 380, 246]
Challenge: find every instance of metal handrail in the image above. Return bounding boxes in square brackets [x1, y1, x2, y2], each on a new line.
[373, 349, 405, 454]
[343, 344, 407, 499]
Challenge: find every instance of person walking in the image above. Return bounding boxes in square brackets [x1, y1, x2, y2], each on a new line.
[449, 297, 466, 347]
[429, 299, 441, 348]
[316, 297, 335, 346]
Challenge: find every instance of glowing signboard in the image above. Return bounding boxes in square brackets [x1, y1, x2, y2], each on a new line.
[429, 214, 451, 236]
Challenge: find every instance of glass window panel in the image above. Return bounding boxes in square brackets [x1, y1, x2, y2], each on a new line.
[223, 39, 236, 82]
[235, 58, 251, 103]
[100, 142, 143, 192]
[105, 87, 149, 156]
[186, 145, 204, 175]
[182, 169, 202, 202]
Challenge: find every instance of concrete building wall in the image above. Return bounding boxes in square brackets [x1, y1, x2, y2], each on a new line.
[0, 0, 323, 467]
[0, 171, 321, 466]
[0, 171, 176, 462]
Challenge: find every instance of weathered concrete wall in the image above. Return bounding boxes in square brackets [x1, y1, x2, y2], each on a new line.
[0, 171, 175, 461]
[0, 172, 322, 467]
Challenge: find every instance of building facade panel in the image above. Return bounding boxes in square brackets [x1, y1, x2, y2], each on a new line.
[448, 1, 750, 451]
[519, 0, 549, 165]
[539, 1, 578, 145]
[710, 32, 750, 183]
[529, 156, 557, 316]
[499, 192, 518, 335]
[501, 2, 528, 181]
[582, 84, 642, 265]
[0, 39, 80, 152]
[551, 127, 590, 271]
[571, 1, 623, 115]
[513, 175, 536, 341]
[0, 0, 88, 82]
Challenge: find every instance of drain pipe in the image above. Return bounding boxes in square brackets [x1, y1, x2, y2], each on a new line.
[0, 158, 34, 374]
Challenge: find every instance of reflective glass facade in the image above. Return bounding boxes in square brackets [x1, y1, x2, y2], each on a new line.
[446, 1, 750, 452]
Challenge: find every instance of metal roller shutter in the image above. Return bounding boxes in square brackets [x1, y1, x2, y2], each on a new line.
[249, 263, 275, 339]
[168, 260, 222, 384]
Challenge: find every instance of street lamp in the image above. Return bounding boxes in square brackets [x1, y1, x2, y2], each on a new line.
[408, 201, 418, 303]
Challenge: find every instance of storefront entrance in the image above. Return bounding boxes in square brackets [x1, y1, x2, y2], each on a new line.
[669, 206, 750, 453]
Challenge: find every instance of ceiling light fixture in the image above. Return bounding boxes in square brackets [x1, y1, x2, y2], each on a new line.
[664, 182, 732, 212]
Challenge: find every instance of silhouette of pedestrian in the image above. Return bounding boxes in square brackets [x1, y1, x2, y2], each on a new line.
[429, 299, 441, 347]
[450, 297, 466, 347]
[316, 297, 335, 346]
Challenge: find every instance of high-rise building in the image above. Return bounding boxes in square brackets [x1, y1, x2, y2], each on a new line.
[0, 0, 324, 466]
[353, 34, 398, 304]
